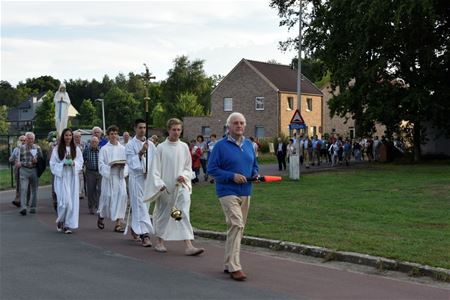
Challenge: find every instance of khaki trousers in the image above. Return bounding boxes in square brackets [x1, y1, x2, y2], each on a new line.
[219, 195, 250, 272]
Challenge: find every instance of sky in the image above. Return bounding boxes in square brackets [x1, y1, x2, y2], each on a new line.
[1, 0, 298, 86]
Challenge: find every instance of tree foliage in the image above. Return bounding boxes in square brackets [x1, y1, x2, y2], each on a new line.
[103, 86, 139, 132]
[17, 75, 60, 94]
[160, 55, 214, 119]
[34, 91, 55, 134]
[77, 99, 99, 128]
[0, 105, 8, 134]
[271, 0, 450, 160]
[174, 92, 204, 118]
[3, 55, 222, 135]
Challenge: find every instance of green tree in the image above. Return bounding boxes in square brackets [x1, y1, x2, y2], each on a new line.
[290, 56, 326, 85]
[104, 86, 139, 132]
[17, 75, 60, 93]
[174, 92, 204, 118]
[34, 91, 55, 134]
[160, 55, 213, 118]
[0, 81, 19, 107]
[152, 102, 166, 129]
[77, 99, 99, 128]
[271, 0, 450, 161]
[0, 105, 8, 134]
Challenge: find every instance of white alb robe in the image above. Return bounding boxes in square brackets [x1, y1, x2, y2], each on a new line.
[125, 137, 155, 235]
[50, 146, 83, 229]
[54, 83, 71, 136]
[98, 142, 128, 221]
[144, 139, 195, 241]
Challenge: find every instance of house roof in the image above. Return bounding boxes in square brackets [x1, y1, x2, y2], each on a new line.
[7, 107, 19, 121]
[244, 59, 323, 96]
[7, 92, 47, 122]
[16, 92, 47, 109]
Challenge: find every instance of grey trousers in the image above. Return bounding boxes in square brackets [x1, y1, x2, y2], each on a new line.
[14, 167, 30, 204]
[86, 169, 101, 210]
[19, 167, 38, 210]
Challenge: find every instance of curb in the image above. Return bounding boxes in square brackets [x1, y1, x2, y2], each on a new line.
[194, 229, 450, 283]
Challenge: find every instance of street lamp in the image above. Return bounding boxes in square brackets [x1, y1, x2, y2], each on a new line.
[95, 98, 106, 133]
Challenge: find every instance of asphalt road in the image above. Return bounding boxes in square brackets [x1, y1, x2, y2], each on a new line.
[1, 186, 449, 300]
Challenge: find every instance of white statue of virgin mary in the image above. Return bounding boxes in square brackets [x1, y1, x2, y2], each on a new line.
[54, 83, 71, 136]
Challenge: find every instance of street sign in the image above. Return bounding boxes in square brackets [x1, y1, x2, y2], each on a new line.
[290, 109, 305, 124]
[289, 123, 306, 130]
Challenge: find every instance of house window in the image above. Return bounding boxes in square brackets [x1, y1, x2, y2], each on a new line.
[201, 126, 211, 137]
[255, 126, 265, 138]
[255, 97, 264, 111]
[310, 126, 317, 137]
[287, 97, 293, 110]
[306, 98, 313, 111]
[224, 97, 233, 111]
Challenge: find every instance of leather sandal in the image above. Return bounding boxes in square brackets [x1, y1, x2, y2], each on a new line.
[114, 224, 125, 233]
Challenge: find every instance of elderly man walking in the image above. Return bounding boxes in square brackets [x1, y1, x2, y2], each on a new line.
[207, 112, 259, 281]
[83, 136, 102, 214]
[15, 132, 43, 215]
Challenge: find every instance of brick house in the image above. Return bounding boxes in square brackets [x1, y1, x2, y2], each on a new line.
[183, 59, 323, 140]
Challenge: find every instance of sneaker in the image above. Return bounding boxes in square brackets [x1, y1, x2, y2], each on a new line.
[11, 201, 20, 208]
[185, 247, 205, 256]
[64, 228, 72, 234]
[29, 208, 36, 214]
[154, 244, 167, 253]
[56, 222, 64, 232]
[19, 209, 27, 216]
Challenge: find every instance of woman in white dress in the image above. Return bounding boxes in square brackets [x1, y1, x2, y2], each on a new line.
[50, 128, 83, 234]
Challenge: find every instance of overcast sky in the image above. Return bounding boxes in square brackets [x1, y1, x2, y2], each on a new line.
[1, 0, 297, 86]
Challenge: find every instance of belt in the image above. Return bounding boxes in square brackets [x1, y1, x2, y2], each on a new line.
[21, 166, 36, 169]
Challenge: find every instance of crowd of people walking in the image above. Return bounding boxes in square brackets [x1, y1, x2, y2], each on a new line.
[9, 113, 259, 281]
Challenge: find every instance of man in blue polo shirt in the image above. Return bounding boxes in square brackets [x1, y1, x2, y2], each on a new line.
[207, 112, 259, 281]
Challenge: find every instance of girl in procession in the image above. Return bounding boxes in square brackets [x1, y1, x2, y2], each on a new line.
[50, 128, 83, 234]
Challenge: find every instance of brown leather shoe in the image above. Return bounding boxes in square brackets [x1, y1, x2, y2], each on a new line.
[230, 270, 247, 281]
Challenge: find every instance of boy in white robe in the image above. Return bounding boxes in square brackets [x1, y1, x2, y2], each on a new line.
[50, 128, 83, 234]
[125, 119, 155, 247]
[144, 118, 204, 256]
[97, 125, 128, 232]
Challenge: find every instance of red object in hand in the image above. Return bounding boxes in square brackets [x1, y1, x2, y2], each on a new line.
[247, 175, 282, 182]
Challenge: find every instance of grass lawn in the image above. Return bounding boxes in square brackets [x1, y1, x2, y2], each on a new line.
[0, 168, 52, 190]
[190, 162, 450, 269]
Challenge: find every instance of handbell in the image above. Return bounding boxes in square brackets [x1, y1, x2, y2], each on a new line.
[170, 208, 182, 221]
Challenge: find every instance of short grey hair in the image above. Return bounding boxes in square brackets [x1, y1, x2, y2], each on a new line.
[73, 131, 81, 137]
[91, 136, 99, 142]
[226, 112, 246, 127]
[25, 132, 35, 139]
[92, 126, 102, 133]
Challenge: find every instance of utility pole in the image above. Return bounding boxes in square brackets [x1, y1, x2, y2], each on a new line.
[297, 0, 302, 179]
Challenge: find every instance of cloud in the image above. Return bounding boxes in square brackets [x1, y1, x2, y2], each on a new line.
[1, 1, 296, 85]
